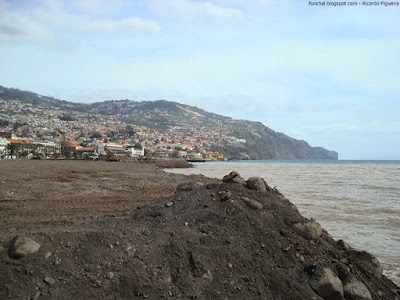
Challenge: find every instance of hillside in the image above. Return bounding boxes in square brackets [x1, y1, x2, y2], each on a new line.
[0, 85, 338, 160]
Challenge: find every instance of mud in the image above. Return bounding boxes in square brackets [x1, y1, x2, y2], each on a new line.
[0, 161, 398, 299]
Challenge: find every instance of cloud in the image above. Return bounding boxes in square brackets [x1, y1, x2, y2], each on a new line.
[149, 0, 245, 22]
[288, 122, 400, 136]
[0, 0, 160, 43]
[214, 0, 274, 8]
[69, 0, 124, 15]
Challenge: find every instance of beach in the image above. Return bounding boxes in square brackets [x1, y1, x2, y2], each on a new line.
[0, 160, 399, 299]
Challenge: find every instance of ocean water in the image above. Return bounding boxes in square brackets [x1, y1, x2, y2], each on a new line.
[167, 160, 400, 285]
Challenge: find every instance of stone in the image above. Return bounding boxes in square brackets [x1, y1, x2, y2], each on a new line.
[336, 262, 351, 280]
[44, 251, 52, 259]
[220, 191, 232, 201]
[293, 221, 322, 241]
[177, 182, 194, 191]
[222, 171, 246, 185]
[227, 263, 233, 269]
[343, 275, 372, 300]
[177, 182, 203, 192]
[166, 201, 174, 207]
[310, 268, 344, 300]
[351, 251, 383, 279]
[337, 239, 350, 251]
[44, 276, 56, 286]
[242, 198, 263, 210]
[107, 272, 115, 279]
[9, 236, 41, 259]
[246, 177, 269, 193]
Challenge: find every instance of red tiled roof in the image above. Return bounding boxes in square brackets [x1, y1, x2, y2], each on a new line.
[76, 147, 95, 151]
[6, 139, 31, 144]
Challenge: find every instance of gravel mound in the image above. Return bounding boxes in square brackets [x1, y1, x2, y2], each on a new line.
[1, 172, 398, 300]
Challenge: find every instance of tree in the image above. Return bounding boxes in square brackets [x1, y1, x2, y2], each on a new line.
[134, 143, 142, 150]
[5, 143, 20, 158]
[60, 140, 72, 158]
[90, 132, 103, 140]
[170, 150, 179, 158]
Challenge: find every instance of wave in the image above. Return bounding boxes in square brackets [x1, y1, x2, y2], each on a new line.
[361, 184, 399, 191]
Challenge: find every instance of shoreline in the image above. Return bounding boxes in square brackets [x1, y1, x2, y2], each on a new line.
[0, 160, 399, 299]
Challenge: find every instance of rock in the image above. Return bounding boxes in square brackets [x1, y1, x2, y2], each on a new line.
[44, 251, 52, 259]
[177, 182, 203, 192]
[293, 221, 322, 241]
[337, 239, 350, 251]
[166, 201, 174, 207]
[343, 275, 372, 300]
[350, 251, 383, 279]
[177, 182, 195, 191]
[107, 272, 115, 279]
[9, 236, 41, 259]
[220, 191, 232, 201]
[222, 171, 246, 185]
[310, 268, 344, 300]
[336, 262, 351, 280]
[246, 177, 269, 193]
[44, 276, 56, 286]
[241, 197, 263, 210]
[227, 263, 233, 269]
[202, 270, 213, 281]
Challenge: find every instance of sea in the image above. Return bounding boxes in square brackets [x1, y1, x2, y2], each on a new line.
[166, 160, 400, 285]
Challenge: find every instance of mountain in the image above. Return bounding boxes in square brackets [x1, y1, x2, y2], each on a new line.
[0, 85, 338, 160]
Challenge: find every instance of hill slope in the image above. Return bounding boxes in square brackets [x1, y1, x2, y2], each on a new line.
[0, 85, 338, 160]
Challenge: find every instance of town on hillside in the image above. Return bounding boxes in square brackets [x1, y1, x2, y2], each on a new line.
[0, 97, 252, 160]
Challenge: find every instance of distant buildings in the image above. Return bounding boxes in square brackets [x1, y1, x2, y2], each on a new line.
[0, 98, 232, 160]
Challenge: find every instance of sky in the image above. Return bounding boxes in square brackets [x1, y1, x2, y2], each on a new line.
[0, 0, 399, 159]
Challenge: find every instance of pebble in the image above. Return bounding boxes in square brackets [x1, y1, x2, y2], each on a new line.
[184, 222, 189, 226]
[44, 251, 52, 259]
[228, 263, 233, 269]
[166, 201, 174, 207]
[220, 191, 232, 201]
[44, 276, 56, 286]
[107, 272, 115, 279]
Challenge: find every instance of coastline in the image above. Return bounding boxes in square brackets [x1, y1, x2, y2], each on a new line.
[0, 160, 399, 299]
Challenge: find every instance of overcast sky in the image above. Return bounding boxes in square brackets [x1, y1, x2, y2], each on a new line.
[0, 0, 399, 159]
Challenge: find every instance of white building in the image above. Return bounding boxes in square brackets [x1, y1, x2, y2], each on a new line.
[126, 147, 144, 157]
[0, 136, 9, 154]
[33, 141, 61, 154]
[93, 140, 144, 157]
